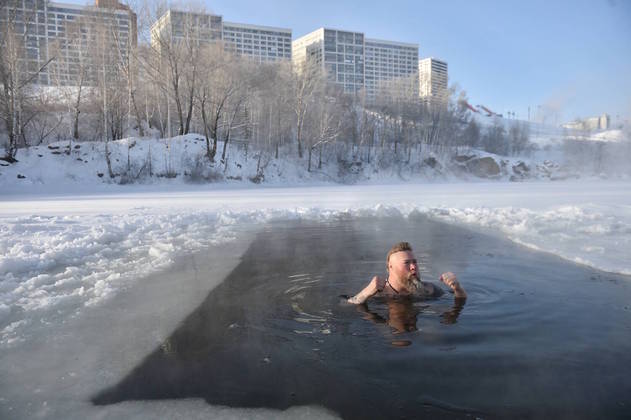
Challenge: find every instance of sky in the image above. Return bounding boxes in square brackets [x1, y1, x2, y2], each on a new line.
[67, 0, 631, 125]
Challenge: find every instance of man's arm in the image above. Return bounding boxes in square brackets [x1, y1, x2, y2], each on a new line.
[347, 276, 385, 304]
[440, 272, 467, 299]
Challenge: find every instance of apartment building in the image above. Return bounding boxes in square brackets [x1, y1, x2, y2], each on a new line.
[293, 28, 423, 100]
[365, 38, 419, 100]
[150, 9, 222, 47]
[292, 28, 365, 95]
[151, 9, 291, 63]
[222, 21, 291, 62]
[0, 0, 137, 85]
[419, 57, 448, 104]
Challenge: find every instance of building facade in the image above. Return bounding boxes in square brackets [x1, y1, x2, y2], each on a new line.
[562, 113, 610, 131]
[150, 9, 291, 63]
[150, 9, 222, 48]
[293, 27, 423, 100]
[419, 57, 448, 104]
[365, 38, 418, 100]
[223, 21, 291, 62]
[292, 28, 365, 95]
[0, 0, 137, 86]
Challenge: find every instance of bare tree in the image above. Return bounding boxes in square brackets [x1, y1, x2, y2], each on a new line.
[148, 4, 209, 136]
[483, 118, 508, 155]
[196, 44, 238, 162]
[292, 59, 324, 158]
[305, 95, 342, 171]
[0, 2, 53, 161]
[508, 121, 532, 156]
[47, 17, 93, 149]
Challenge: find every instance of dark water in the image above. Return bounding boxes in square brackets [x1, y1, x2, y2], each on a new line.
[92, 215, 631, 419]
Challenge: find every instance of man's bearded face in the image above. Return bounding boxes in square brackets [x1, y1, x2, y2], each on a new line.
[389, 250, 420, 290]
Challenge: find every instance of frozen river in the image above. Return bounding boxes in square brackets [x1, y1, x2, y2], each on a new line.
[1, 180, 631, 418]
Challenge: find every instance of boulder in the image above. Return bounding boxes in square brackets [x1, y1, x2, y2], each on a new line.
[453, 154, 475, 163]
[512, 161, 530, 175]
[465, 156, 501, 178]
[423, 156, 439, 168]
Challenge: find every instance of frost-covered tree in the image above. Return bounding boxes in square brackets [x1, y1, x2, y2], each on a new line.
[461, 119, 481, 149]
[0, 2, 53, 161]
[508, 121, 532, 156]
[196, 44, 241, 162]
[292, 59, 325, 159]
[483, 118, 508, 155]
[148, 3, 208, 136]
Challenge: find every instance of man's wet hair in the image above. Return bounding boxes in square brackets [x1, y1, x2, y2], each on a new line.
[386, 242, 413, 270]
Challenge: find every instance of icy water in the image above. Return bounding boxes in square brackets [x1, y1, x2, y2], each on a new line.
[92, 215, 631, 419]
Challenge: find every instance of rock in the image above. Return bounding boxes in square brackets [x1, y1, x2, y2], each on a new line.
[512, 161, 530, 175]
[453, 154, 475, 163]
[423, 156, 438, 168]
[0, 155, 18, 163]
[465, 156, 500, 178]
[249, 173, 264, 184]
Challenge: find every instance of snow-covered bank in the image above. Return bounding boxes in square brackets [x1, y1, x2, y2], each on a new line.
[1, 181, 630, 348]
[2, 131, 630, 196]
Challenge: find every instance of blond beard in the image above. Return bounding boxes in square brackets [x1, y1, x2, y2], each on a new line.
[405, 273, 420, 292]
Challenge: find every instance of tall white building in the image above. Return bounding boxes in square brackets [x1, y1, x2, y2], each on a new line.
[0, 0, 136, 85]
[292, 28, 365, 95]
[222, 21, 291, 62]
[151, 9, 222, 47]
[293, 27, 423, 100]
[419, 57, 448, 104]
[151, 10, 291, 63]
[365, 38, 419, 100]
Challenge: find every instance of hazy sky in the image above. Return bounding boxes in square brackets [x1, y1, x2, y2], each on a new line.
[68, 0, 631, 124]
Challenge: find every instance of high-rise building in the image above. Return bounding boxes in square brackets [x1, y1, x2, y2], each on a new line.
[365, 38, 419, 100]
[293, 27, 422, 100]
[151, 9, 222, 47]
[0, 0, 137, 85]
[222, 21, 291, 62]
[292, 28, 365, 95]
[150, 9, 291, 63]
[419, 57, 448, 104]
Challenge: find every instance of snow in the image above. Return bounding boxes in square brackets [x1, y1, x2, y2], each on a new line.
[1, 134, 630, 418]
[591, 129, 626, 142]
[2, 129, 629, 198]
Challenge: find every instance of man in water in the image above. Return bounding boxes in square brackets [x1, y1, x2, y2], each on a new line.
[347, 242, 467, 304]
